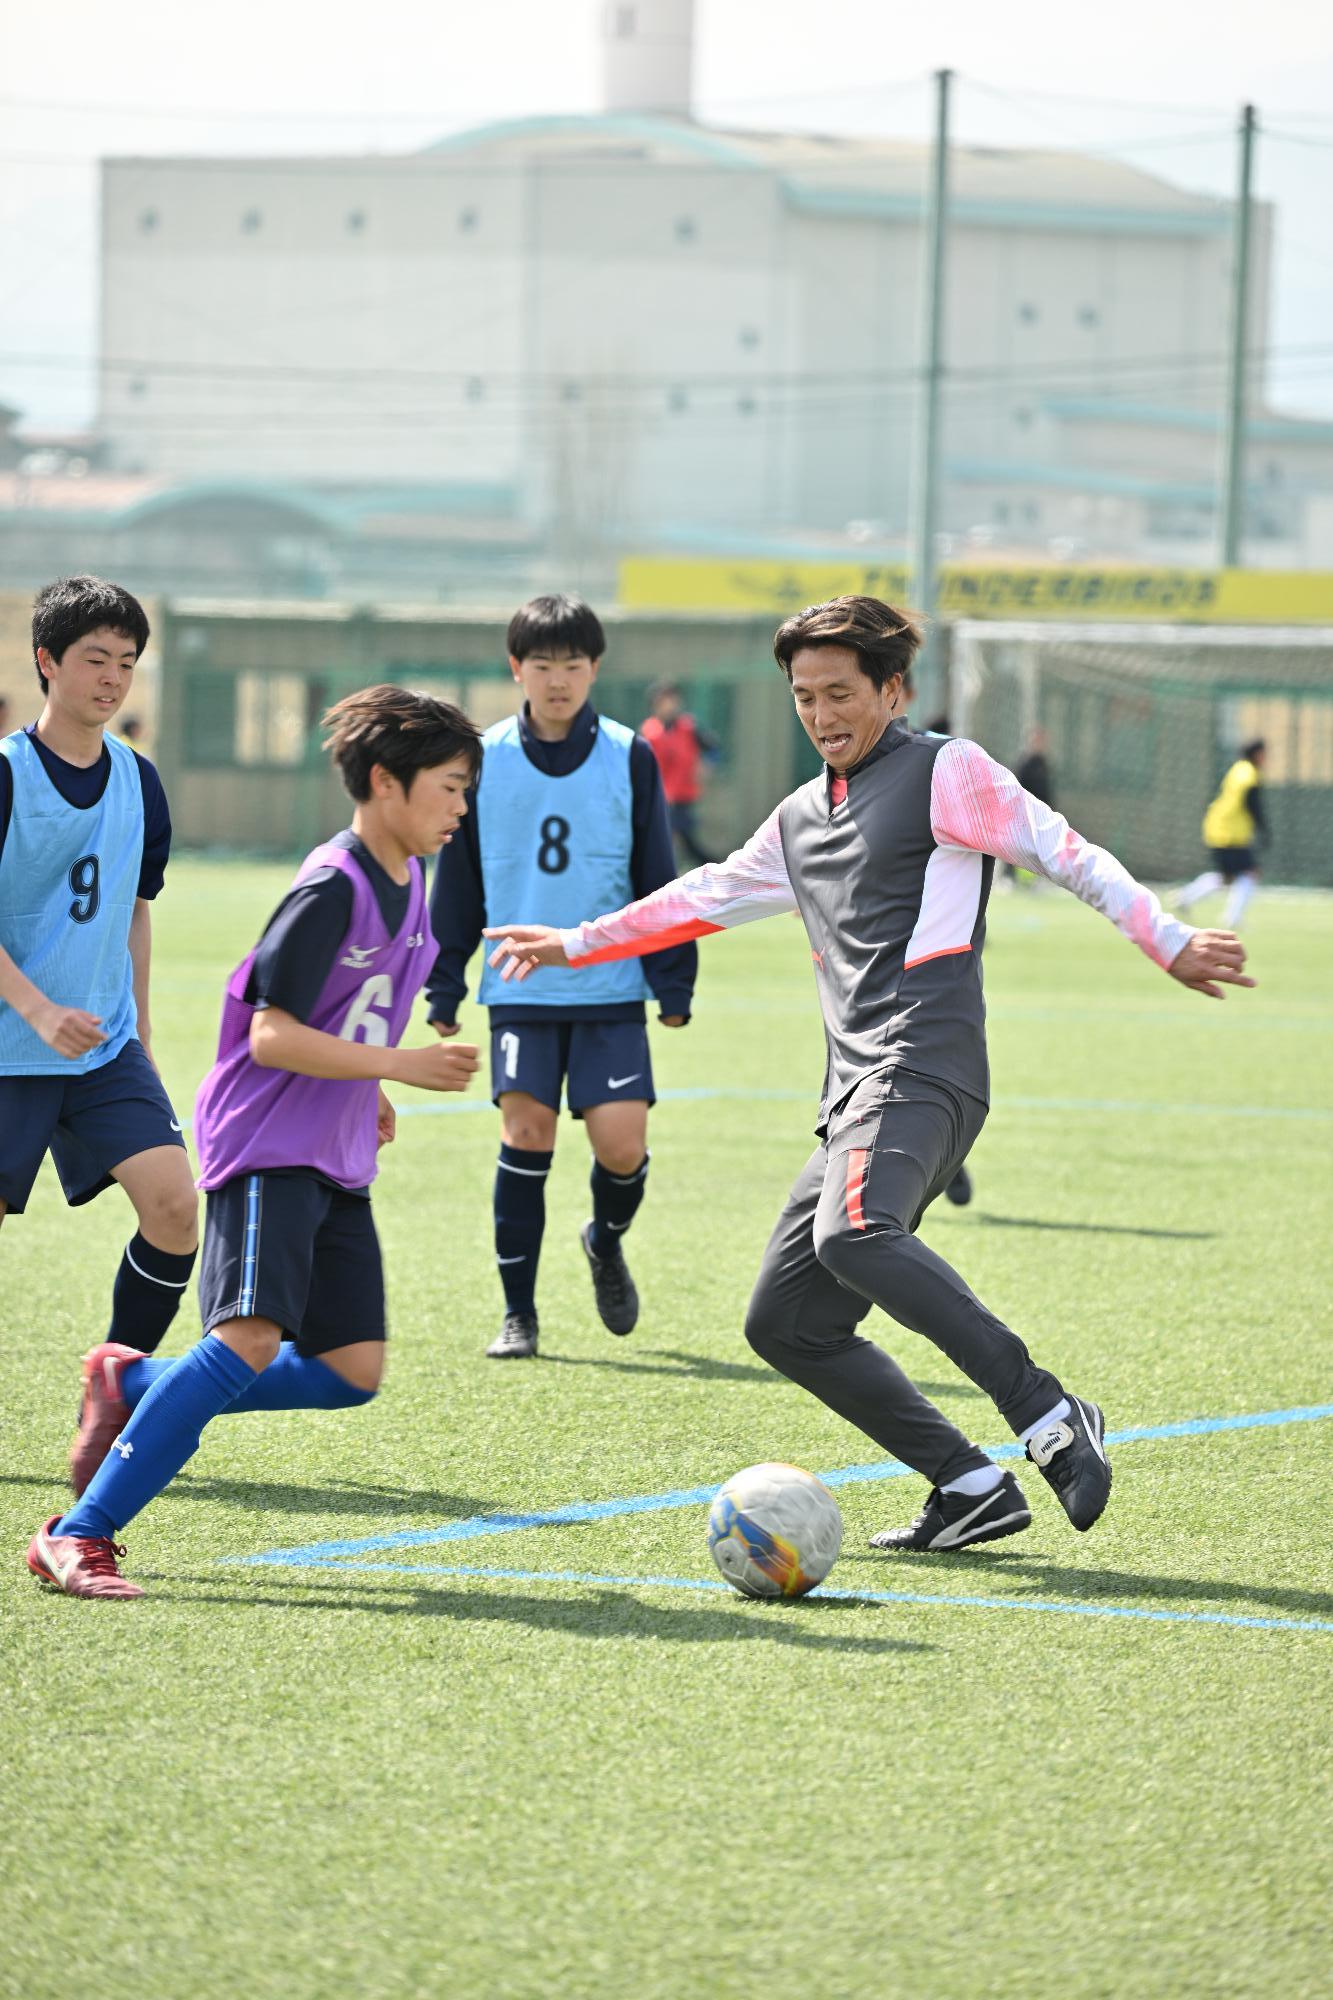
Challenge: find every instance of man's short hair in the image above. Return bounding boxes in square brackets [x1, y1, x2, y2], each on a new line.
[507, 594, 605, 664]
[322, 684, 483, 802]
[32, 576, 151, 692]
[1241, 738, 1266, 762]
[773, 595, 923, 692]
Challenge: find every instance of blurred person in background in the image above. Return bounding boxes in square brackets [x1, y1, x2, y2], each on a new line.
[1176, 739, 1267, 930]
[1005, 727, 1057, 886]
[642, 680, 720, 867]
[0, 695, 11, 737]
[118, 715, 145, 746]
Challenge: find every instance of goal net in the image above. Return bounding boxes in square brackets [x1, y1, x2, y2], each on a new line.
[949, 621, 1333, 888]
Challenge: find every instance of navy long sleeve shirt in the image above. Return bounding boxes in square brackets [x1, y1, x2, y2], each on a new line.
[425, 702, 697, 1027]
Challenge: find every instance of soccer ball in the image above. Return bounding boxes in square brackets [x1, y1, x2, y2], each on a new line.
[707, 1462, 843, 1599]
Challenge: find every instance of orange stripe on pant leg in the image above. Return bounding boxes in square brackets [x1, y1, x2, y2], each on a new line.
[845, 1148, 868, 1231]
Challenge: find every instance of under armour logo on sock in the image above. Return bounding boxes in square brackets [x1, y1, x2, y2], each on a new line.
[114, 1438, 134, 1459]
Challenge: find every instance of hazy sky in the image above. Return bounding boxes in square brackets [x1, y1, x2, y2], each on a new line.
[3, 0, 1331, 428]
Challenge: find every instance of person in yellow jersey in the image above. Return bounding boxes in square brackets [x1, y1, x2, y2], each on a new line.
[1176, 739, 1267, 929]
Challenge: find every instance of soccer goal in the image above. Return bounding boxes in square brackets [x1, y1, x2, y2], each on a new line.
[949, 620, 1333, 887]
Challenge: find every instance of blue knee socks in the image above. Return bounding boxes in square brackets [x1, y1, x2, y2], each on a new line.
[121, 1342, 376, 1414]
[57, 1334, 258, 1541]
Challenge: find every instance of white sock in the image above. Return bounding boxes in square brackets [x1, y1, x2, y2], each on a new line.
[1177, 870, 1222, 910]
[1223, 874, 1255, 928]
[940, 1462, 1006, 1497]
[1020, 1398, 1071, 1446]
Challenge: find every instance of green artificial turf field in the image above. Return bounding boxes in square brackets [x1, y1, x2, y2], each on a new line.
[2, 863, 1331, 2000]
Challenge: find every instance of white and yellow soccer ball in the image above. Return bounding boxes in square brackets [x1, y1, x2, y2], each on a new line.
[707, 1462, 843, 1599]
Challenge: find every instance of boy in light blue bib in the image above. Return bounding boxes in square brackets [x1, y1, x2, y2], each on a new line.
[0, 578, 198, 1390]
[425, 594, 697, 1359]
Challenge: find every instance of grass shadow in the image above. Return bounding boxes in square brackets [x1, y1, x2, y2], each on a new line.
[541, 1346, 774, 1384]
[974, 1213, 1215, 1242]
[840, 1543, 1333, 1620]
[163, 1571, 936, 1654]
[0, 1470, 488, 1520]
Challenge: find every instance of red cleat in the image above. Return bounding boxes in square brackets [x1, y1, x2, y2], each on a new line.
[69, 1341, 141, 1495]
[27, 1515, 144, 1599]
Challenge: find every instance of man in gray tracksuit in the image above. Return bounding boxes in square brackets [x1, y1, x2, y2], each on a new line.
[482, 596, 1254, 1551]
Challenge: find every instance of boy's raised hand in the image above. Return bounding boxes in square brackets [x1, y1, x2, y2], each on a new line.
[482, 924, 571, 983]
[391, 1041, 481, 1092]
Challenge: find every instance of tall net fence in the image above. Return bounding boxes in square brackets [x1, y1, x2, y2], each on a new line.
[950, 621, 1333, 887]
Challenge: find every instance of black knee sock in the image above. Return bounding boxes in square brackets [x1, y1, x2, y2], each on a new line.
[494, 1144, 552, 1316]
[108, 1232, 197, 1353]
[589, 1153, 649, 1258]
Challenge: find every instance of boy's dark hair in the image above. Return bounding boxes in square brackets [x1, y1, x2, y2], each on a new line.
[1241, 738, 1266, 762]
[773, 595, 923, 693]
[32, 576, 151, 692]
[507, 593, 605, 663]
[322, 684, 482, 801]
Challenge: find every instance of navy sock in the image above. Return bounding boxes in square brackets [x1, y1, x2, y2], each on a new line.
[56, 1333, 257, 1540]
[123, 1342, 374, 1413]
[589, 1152, 649, 1258]
[108, 1232, 197, 1354]
[494, 1144, 552, 1316]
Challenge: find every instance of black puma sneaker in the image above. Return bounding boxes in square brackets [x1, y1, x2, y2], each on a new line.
[1026, 1394, 1112, 1531]
[869, 1469, 1031, 1552]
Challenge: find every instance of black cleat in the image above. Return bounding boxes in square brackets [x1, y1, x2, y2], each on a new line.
[1026, 1393, 1112, 1531]
[580, 1222, 639, 1336]
[486, 1311, 539, 1359]
[870, 1469, 1031, 1552]
[944, 1166, 973, 1206]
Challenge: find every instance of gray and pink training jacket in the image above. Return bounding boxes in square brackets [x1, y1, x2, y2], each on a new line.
[555, 722, 1193, 1133]
[194, 840, 429, 1191]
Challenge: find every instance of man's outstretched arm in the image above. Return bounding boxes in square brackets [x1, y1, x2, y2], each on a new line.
[931, 738, 1255, 999]
[484, 805, 795, 983]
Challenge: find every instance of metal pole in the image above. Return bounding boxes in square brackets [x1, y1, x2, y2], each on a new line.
[1219, 103, 1256, 569]
[908, 67, 952, 715]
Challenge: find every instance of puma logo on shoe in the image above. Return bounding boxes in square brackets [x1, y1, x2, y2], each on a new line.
[1027, 1421, 1074, 1467]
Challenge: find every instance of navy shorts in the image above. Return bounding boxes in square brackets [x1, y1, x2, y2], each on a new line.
[489, 1018, 655, 1117]
[198, 1170, 385, 1354]
[1208, 845, 1256, 881]
[0, 1038, 186, 1215]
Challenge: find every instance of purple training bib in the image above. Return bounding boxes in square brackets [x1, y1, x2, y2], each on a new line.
[194, 842, 430, 1191]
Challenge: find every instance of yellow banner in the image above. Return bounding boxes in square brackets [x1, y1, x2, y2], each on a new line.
[618, 556, 1333, 625]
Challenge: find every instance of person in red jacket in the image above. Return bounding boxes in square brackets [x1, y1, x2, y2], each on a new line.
[642, 682, 719, 868]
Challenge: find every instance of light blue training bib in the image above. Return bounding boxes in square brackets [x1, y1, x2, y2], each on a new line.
[0, 730, 143, 1073]
[476, 714, 649, 1009]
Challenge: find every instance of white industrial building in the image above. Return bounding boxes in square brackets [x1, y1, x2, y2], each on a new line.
[94, 0, 1333, 563]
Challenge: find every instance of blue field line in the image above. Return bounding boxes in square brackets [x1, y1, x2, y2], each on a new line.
[387, 1089, 1332, 1122]
[233, 1402, 1333, 1568]
[253, 1559, 1333, 1637]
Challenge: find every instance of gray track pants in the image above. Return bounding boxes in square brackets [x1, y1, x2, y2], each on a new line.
[744, 1071, 1064, 1487]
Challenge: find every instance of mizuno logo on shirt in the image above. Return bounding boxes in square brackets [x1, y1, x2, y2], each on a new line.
[340, 945, 382, 969]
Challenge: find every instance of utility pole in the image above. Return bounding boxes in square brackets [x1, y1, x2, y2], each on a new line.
[1219, 103, 1256, 569]
[908, 67, 952, 716]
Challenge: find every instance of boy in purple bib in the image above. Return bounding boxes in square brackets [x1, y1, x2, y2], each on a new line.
[28, 686, 482, 1598]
